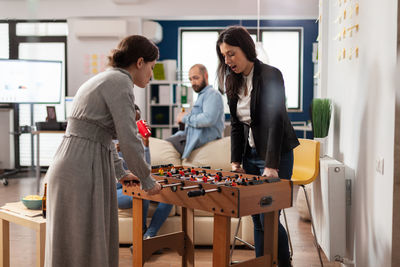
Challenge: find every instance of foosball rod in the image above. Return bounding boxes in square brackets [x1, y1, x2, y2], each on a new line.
[161, 182, 184, 189]
[187, 187, 221, 197]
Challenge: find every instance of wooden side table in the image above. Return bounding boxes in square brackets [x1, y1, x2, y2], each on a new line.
[0, 206, 46, 267]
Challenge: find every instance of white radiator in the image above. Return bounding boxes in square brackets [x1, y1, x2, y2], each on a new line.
[311, 156, 346, 262]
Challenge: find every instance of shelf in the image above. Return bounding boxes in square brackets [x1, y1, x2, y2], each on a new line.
[146, 81, 192, 139]
[149, 103, 179, 107]
[149, 103, 171, 106]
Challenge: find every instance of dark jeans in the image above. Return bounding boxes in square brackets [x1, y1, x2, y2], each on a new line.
[165, 131, 186, 155]
[243, 147, 293, 267]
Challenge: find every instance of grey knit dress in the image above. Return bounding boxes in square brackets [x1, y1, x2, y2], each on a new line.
[44, 68, 156, 267]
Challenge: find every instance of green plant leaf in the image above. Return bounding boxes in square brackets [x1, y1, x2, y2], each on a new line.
[311, 98, 331, 138]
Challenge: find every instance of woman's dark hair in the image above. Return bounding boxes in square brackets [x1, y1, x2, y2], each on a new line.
[108, 35, 159, 68]
[216, 26, 257, 99]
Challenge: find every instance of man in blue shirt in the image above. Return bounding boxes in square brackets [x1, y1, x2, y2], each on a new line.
[167, 64, 225, 159]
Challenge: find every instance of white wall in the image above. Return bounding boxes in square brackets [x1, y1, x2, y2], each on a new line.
[319, 0, 397, 266]
[67, 17, 147, 113]
[0, 0, 318, 20]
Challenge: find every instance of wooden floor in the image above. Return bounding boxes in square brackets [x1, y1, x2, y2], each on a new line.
[0, 171, 341, 267]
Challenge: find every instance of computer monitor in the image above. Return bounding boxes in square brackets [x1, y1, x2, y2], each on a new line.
[0, 59, 62, 104]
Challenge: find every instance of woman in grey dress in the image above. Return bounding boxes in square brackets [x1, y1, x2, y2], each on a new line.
[44, 35, 162, 267]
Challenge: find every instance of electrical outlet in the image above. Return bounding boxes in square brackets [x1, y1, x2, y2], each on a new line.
[375, 157, 384, 175]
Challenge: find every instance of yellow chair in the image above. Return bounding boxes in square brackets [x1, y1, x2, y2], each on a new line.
[283, 138, 324, 266]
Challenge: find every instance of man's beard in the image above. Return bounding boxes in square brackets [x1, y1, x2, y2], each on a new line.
[192, 79, 207, 93]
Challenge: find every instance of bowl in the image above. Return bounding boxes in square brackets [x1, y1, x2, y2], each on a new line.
[22, 195, 43, 210]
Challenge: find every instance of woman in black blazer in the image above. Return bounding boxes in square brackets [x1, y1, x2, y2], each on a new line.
[216, 26, 299, 267]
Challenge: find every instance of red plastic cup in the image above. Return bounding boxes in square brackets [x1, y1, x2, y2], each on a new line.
[137, 120, 151, 138]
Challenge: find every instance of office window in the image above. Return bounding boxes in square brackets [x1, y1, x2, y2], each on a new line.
[2, 20, 67, 168]
[181, 31, 219, 87]
[180, 28, 302, 111]
[181, 30, 225, 111]
[18, 42, 66, 166]
[0, 24, 8, 58]
[262, 31, 301, 109]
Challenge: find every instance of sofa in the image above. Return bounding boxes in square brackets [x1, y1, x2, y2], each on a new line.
[118, 136, 255, 245]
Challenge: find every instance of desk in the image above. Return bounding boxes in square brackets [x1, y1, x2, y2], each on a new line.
[292, 123, 312, 138]
[0, 203, 46, 267]
[31, 131, 65, 193]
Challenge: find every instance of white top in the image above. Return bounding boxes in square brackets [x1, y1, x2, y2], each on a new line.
[236, 67, 255, 148]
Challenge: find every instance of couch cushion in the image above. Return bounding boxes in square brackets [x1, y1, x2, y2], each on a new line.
[149, 137, 182, 166]
[182, 137, 231, 171]
[175, 206, 214, 217]
[118, 202, 176, 219]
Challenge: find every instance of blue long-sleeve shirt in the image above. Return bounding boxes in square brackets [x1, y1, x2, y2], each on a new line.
[181, 85, 225, 159]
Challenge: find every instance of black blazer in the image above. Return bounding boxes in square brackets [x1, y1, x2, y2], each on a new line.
[229, 60, 299, 169]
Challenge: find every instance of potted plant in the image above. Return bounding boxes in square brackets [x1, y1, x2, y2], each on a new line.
[311, 98, 332, 157]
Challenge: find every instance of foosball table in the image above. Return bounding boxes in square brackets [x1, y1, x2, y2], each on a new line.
[122, 165, 293, 267]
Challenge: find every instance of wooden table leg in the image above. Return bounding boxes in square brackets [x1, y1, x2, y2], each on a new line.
[213, 214, 230, 267]
[132, 198, 143, 267]
[181, 207, 194, 267]
[36, 133, 41, 194]
[36, 222, 45, 267]
[263, 211, 279, 267]
[0, 218, 10, 267]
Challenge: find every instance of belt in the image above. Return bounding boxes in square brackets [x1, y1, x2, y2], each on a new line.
[65, 117, 113, 148]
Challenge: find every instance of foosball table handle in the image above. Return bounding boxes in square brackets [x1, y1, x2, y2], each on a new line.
[187, 187, 222, 198]
[187, 189, 205, 198]
[259, 196, 273, 207]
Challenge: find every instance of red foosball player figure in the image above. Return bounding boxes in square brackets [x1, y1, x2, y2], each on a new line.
[179, 170, 185, 177]
[215, 173, 221, 182]
[202, 175, 208, 183]
[158, 168, 164, 176]
[191, 167, 197, 175]
[231, 179, 238, 186]
[190, 175, 196, 181]
[166, 171, 172, 177]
